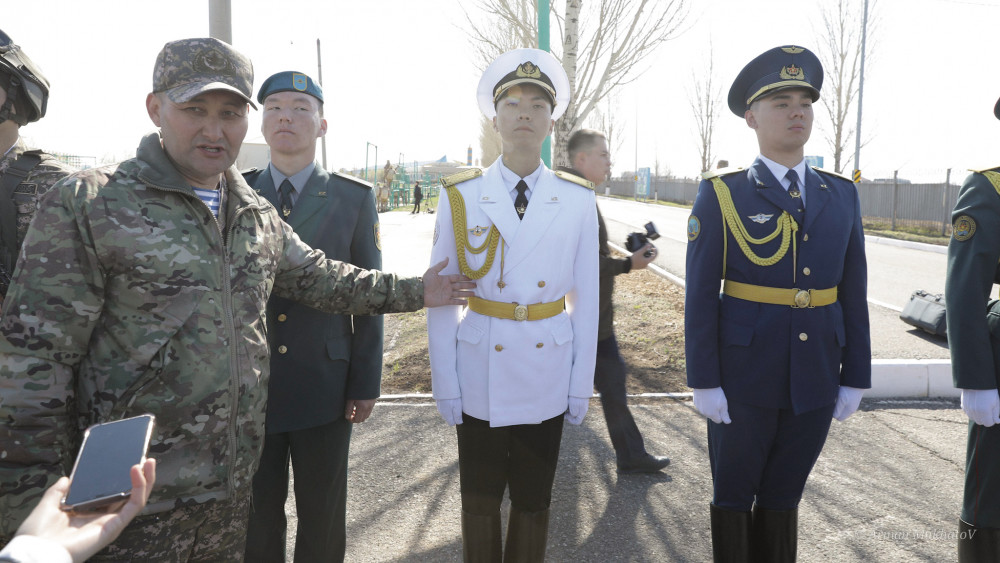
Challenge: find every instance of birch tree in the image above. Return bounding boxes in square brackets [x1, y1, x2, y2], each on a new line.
[465, 0, 688, 166]
[689, 42, 722, 174]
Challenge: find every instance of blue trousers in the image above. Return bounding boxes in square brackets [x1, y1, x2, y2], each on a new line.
[708, 400, 834, 511]
[594, 335, 648, 463]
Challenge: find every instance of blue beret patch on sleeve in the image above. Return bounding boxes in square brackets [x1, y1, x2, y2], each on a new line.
[687, 215, 701, 241]
[953, 215, 976, 241]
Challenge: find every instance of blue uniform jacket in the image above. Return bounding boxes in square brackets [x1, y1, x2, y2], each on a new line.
[246, 166, 384, 433]
[684, 158, 871, 414]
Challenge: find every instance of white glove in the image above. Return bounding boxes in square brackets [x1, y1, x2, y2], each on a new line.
[693, 387, 731, 424]
[961, 389, 1000, 427]
[832, 386, 866, 421]
[565, 397, 589, 425]
[436, 398, 463, 426]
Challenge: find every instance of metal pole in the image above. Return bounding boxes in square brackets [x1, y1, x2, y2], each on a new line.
[317, 39, 327, 171]
[538, 0, 552, 168]
[942, 168, 951, 236]
[891, 169, 898, 231]
[208, 0, 232, 43]
[853, 0, 870, 178]
[365, 144, 370, 182]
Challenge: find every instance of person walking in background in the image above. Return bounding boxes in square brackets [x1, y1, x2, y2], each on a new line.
[558, 128, 670, 474]
[242, 71, 385, 563]
[685, 45, 870, 562]
[427, 48, 599, 562]
[412, 180, 423, 214]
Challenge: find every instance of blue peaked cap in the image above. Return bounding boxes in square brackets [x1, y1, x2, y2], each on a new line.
[256, 71, 323, 104]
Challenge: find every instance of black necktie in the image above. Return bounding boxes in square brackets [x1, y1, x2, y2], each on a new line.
[278, 179, 294, 219]
[785, 169, 801, 201]
[514, 180, 528, 220]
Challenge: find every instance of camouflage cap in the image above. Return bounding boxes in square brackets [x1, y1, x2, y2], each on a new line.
[152, 38, 256, 109]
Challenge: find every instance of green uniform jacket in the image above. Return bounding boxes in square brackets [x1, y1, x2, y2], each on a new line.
[0, 132, 423, 535]
[947, 168, 1000, 390]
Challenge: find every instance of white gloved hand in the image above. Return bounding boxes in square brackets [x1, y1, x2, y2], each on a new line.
[693, 387, 731, 424]
[961, 389, 1000, 427]
[436, 398, 463, 426]
[565, 397, 589, 425]
[832, 386, 866, 421]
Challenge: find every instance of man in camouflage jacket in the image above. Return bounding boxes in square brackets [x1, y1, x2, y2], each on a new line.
[0, 38, 470, 560]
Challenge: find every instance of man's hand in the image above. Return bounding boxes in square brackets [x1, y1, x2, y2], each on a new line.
[629, 244, 657, 271]
[962, 388, 1000, 427]
[832, 386, 865, 421]
[423, 257, 476, 308]
[12, 458, 156, 563]
[436, 398, 463, 426]
[565, 397, 589, 425]
[693, 387, 731, 424]
[345, 399, 376, 424]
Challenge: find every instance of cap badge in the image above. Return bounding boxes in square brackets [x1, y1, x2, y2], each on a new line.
[516, 61, 541, 79]
[782, 46, 805, 54]
[292, 73, 308, 91]
[197, 48, 229, 72]
[780, 64, 802, 80]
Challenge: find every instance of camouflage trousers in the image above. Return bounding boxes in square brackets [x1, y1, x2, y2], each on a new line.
[91, 492, 251, 562]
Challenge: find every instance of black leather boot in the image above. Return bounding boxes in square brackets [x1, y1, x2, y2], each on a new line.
[710, 504, 752, 563]
[462, 510, 502, 563]
[751, 505, 797, 563]
[958, 519, 1000, 562]
[503, 507, 549, 563]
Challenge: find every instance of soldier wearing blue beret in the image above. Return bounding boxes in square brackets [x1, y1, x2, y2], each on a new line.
[242, 70, 386, 562]
[946, 93, 1000, 562]
[685, 45, 871, 562]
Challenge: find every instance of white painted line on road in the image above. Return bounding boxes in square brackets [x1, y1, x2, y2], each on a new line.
[869, 298, 903, 313]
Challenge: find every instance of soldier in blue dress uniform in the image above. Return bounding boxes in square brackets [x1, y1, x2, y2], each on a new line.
[684, 45, 871, 562]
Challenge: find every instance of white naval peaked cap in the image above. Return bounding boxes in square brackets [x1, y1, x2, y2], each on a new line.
[477, 48, 571, 121]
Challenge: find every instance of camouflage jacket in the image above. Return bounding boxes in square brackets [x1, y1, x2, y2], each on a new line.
[0, 138, 77, 294]
[0, 132, 424, 535]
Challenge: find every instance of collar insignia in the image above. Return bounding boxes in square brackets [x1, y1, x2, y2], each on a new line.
[748, 213, 774, 224]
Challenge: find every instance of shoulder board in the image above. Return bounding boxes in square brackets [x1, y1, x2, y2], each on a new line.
[239, 167, 259, 175]
[440, 168, 483, 187]
[971, 166, 1000, 174]
[701, 166, 743, 180]
[553, 170, 595, 190]
[331, 170, 373, 189]
[811, 166, 853, 182]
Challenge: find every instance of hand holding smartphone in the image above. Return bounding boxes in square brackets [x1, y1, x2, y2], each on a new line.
[61, 414, 155, 512]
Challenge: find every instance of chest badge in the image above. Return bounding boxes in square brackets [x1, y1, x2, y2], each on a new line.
[469, 225, 488, 237]
[748, 213, 774, 224]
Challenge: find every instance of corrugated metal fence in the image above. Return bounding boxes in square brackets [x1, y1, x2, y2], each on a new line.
[607, 171, 962, 237]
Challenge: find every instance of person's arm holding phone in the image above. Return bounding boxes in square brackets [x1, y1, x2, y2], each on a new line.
[0, 458, 155, 563]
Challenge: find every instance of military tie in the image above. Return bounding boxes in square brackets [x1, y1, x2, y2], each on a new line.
[278, 179, 294, 219]
[785, 169, 802, 203]
[514, 179, 528, 220]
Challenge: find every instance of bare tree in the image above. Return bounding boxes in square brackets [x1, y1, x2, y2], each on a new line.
[585, 91, 625, 157]
[464, 0, 688, 166]
[689, 41, 723, 174]
[815, 0, 877, 173]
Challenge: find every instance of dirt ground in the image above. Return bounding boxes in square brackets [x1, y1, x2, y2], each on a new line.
[381, 263, 689, 396]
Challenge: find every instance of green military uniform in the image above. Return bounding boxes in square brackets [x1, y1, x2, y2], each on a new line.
[0, 132, 425, 555]
[946, 167, 1000, 560]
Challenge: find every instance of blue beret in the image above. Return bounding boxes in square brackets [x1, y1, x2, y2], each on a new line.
[727, 45, 822, 117]
[256, 71, 323, 104]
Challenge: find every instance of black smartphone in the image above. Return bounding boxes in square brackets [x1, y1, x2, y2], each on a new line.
[61, 414, 155, 512]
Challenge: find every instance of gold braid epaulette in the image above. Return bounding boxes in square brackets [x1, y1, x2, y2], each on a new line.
[710, 177, 798, 278]
[445, 185, 501, 280]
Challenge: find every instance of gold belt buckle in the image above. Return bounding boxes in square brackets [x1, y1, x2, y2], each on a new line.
[793, 289, 811, 308]
[513, 304, 528, 321]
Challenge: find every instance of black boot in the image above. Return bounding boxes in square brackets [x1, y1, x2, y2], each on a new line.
[503, 507, 549, 563]
[462, 511, 502, 563]
[750, 505, 797, 563]
[710, 504, 752, 563]
[958, 519, 1000, 562]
